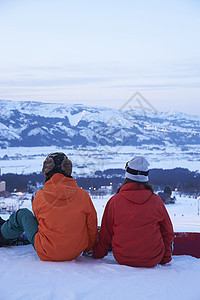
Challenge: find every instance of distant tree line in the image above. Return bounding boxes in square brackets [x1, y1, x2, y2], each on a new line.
[0, 173, 45, 193]
[0, 167, 199, 195]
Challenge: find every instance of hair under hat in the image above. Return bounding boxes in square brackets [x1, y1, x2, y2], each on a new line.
[125, 156, 150, 182]
[42, 152, 72, 180]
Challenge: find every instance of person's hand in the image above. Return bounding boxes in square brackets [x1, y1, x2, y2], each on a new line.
[82, 251, 94, 257]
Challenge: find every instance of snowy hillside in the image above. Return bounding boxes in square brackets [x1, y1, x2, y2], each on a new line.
[0, 99, 200, 149]
[0, 99, 200, 175]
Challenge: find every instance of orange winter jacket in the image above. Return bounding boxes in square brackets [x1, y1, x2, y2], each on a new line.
[32, 173, 97, 261]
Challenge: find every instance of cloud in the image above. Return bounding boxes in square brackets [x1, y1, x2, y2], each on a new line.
[0, 77, 110, 88]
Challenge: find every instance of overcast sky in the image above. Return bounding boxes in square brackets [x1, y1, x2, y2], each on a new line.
[0, 0, 200, 114]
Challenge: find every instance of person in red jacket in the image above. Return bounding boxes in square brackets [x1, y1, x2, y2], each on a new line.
[93, 156, 174, 268]
[0, 152, 97, 261]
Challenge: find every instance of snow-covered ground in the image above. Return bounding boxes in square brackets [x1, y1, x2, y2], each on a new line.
[0, 145, 199, 175]
[1, 193, 200, 300]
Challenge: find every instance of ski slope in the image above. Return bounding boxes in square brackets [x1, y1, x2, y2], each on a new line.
[1, 193, 200, 300]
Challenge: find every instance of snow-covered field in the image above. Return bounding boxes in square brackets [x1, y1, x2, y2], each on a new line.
[0, 146, 199, 175]
[1, 193, 200, 299]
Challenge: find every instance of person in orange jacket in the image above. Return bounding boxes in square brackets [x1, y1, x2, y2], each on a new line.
[0, 152, 98, 261]
[93, 156, 174, 268]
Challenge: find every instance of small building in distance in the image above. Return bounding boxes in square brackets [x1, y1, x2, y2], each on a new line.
[0, 181, 6, 192]
[0, 180, 11, 197]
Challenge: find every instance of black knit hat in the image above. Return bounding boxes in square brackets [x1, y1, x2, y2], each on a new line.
[42, 152, 72, 180]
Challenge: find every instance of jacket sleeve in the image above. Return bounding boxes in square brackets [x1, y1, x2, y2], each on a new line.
[159, 200, 175, 264]
[32, 191, 40, 218]
[31, 190, 44, 219]
[93, 197, 114, 259]
[85, 195, 98, 251]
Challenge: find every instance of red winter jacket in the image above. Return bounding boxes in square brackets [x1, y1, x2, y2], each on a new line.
[93, 183, 174, 267]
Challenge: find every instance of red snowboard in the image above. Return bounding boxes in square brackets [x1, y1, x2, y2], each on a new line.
[173, 232, 200, 258]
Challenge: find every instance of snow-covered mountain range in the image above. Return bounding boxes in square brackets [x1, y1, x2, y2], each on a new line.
[0, 99, 200, 149]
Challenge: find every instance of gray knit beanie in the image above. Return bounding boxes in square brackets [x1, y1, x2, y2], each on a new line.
[125, 156, 150, 182]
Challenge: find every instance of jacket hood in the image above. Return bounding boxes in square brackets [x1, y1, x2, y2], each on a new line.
[119, 182, 152, 204]
[42, 173, 78, 207]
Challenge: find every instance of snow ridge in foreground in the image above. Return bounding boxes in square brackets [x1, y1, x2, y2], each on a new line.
[1, 245, 200, 300]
